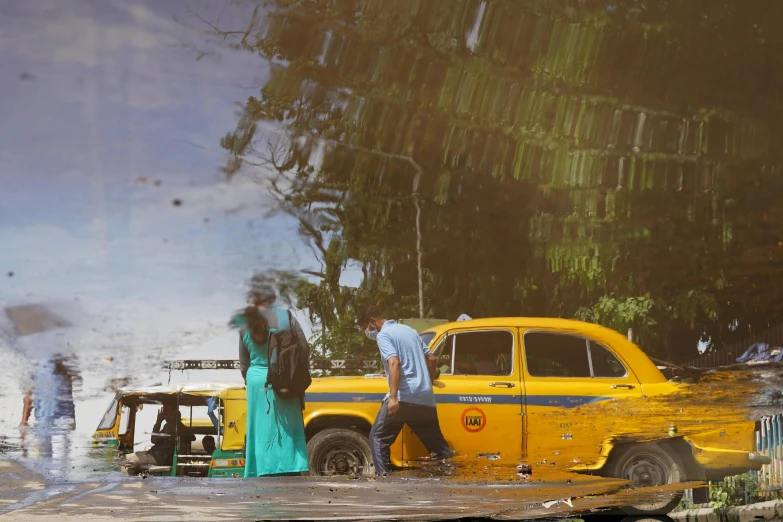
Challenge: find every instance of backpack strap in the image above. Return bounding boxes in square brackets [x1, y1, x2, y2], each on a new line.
[265, 308, 289, 376]
[264, 308, 291, 414]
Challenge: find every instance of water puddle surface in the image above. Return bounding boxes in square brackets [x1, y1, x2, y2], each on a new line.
[2, 0, 783, 519]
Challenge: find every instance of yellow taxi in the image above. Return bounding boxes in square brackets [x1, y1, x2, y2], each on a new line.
[301, 317, 769, 514]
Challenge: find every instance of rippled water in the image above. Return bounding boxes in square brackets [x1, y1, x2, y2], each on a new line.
[2, 0, 783, 517]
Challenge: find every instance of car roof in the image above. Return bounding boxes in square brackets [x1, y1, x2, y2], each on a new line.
[421, 317, 667, 384]
[423, 317, 606, 333]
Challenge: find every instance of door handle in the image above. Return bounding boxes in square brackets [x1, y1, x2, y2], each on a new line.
[610, 384, 636, 390]
[489, 382, 515, 388]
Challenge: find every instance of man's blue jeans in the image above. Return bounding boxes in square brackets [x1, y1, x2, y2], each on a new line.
[369, 400, 452, 474]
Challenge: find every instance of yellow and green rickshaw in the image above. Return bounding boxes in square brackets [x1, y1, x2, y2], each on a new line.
[93, 381, 248, 478]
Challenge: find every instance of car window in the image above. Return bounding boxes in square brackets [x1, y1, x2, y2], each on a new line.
[524, 332, 629, 379]
[589, 341, 627, 378]
[419, 331, 436, 347]
[524, 332, 591, 377]
[433, 336, 453, 374]
[449, 330, 514, 376]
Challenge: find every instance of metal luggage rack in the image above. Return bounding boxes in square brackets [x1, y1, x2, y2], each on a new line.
[163, 360, 240, 370]
[163, 359, 382, 371]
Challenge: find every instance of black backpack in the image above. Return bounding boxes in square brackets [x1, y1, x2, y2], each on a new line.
[264, 308, 312, 408]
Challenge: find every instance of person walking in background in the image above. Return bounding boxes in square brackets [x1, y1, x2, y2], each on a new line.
[20, 355, 79, 432]
[19, 354, 81, 462]
[357, 304, 452, 475]
[231, 281, 310, 477]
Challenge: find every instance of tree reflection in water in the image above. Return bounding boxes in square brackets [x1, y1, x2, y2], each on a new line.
[200, 0, 783, 365]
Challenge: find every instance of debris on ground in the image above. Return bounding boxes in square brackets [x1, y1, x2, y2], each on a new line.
[542, 498, 573, 508]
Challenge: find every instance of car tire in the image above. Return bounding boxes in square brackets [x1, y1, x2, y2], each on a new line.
[603, 442, 685, 516]
[307, 428, 374, 477]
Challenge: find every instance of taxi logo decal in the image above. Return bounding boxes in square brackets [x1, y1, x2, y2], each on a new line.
[458, 395, 492, 403]
[461, 407, 487, 433]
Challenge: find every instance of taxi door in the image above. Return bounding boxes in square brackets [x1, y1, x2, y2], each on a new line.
[401, 327, 524, 466]
[520, 329, 643, 468]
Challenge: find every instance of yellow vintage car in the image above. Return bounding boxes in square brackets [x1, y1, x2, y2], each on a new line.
[94, 317, 769, 515]
[302, 317, 769, 514]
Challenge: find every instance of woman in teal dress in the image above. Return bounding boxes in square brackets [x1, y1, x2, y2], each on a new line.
[232, 285, 309, 477]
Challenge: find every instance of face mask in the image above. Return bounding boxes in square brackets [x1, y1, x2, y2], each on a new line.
[364, 327, 378, 341]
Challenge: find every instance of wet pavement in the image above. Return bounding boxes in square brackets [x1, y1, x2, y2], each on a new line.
[0, 458, 690, 521]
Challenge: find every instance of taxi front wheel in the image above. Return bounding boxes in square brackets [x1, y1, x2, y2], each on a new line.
[603, 442, 685, 516]
[307, 428, 374, 477]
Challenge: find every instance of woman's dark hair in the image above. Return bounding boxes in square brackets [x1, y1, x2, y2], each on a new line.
[243, 305, 270, 346]
[244, 284, 276, 345]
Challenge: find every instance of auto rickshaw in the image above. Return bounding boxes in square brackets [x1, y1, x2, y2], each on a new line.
[93, 382, 248, 477]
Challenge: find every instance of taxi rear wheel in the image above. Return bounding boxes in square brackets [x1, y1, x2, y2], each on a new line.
[307, 428, 374, 477]
[603, 442, 685, 515]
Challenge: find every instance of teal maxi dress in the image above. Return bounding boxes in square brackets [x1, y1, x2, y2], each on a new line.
[238, 311, 309, 477]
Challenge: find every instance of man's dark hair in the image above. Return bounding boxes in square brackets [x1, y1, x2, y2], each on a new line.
[357, 304, 384, 326]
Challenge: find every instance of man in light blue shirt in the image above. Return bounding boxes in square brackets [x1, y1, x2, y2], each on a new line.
[358, 305, 452, 475]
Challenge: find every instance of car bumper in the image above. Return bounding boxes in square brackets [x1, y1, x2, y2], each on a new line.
[749, 452, 772, 465]
[685, 422, 768, 472]
[691, 446, 770, 471]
